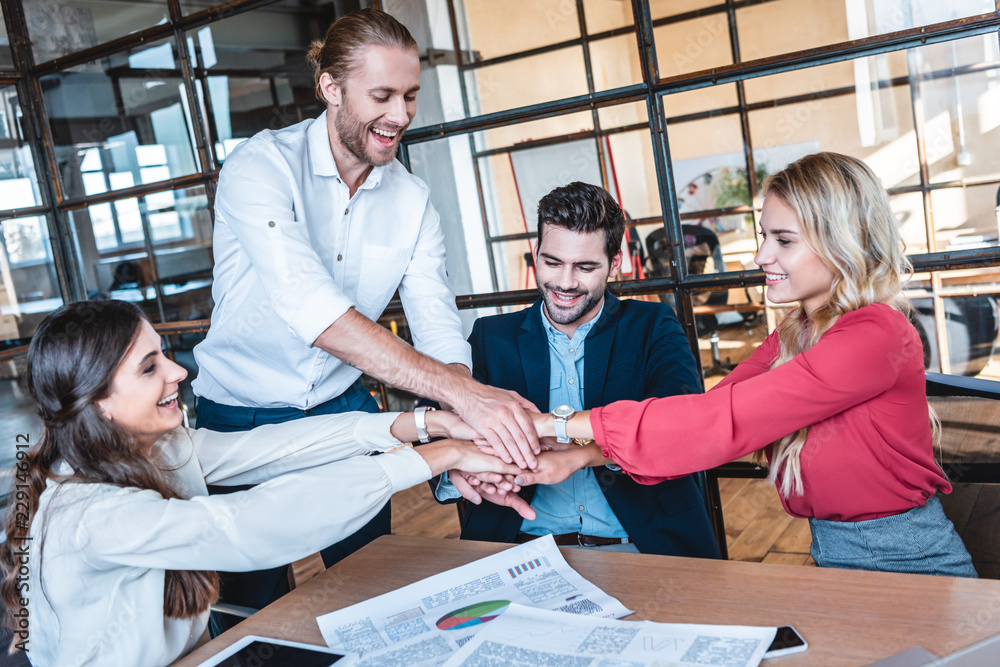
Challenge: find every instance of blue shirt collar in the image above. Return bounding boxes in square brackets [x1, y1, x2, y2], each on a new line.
[540, 300, 605, 344]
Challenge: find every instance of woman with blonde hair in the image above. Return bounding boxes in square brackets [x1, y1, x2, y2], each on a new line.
[0, 300, 525, 666]
[521, 152, 976, 577]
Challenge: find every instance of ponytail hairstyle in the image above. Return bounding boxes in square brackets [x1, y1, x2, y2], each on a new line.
[306, 8, 418, 104]
[755, 152, 914, 497]
[0, 300, 218, 635]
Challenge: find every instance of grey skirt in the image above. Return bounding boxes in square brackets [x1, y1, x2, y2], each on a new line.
[808, 495, 977, 578]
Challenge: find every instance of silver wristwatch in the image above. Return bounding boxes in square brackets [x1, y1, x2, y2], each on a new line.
[551, 404, 575, 443]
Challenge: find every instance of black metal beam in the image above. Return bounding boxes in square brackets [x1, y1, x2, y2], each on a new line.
[927, 372, 1000, 400]
[470, 122, 648, 160]
[403, 84, 649, 144]
[911, 248, 1000, 273]
[457, 24, 637, 71]
[58, 173, 215, 211]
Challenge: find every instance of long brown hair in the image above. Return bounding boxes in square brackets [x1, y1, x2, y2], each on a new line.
[755, 153, 914, 497]
[306, 7, 418, 103]
[0, 300, 218, 636]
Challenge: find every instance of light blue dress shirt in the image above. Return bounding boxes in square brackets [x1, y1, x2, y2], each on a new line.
[518, 304, 629, 539]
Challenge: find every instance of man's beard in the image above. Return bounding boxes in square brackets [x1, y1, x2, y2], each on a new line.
[539, 283, 605, 325]
[334, 93, 402, 168]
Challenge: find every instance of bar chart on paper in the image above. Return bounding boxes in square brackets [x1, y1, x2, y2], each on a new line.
[508, 558, 542, 578]
[436, 600, 511, 631]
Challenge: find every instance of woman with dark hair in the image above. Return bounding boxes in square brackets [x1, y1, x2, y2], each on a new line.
[0, 300, 524, 666]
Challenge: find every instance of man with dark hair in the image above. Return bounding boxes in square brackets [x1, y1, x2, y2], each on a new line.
[192, 8, 537, 633]
[436, 182, 721, 558]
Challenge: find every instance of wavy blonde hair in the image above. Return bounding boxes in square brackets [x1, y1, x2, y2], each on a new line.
[755, 152, 919, 497]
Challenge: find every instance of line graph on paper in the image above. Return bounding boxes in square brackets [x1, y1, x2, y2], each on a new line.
[643, 635, 682, 652]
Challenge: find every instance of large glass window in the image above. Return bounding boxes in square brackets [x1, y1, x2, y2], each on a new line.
[402, 1, 1000, 385]
[68, 184, 211, 323]
[0, 86, 42, 209]
[0, 214, 62, 339]
[929, 183, 999, 253]
[0, 5, 13, 69]
[654, 13, 733, 80]
[183, 7, 325, 165]
[23, 0, 169, 64]
[464, 0, 580, 60]
[466, 47, 590, 116]
[672, 285, 769, 389]
[409, 95, 670, 294]
[649, 0, 720, 20]
[0, 0, 997, 368]
[664, 32, 1000, 279]
[410, 0, 649, 130]
[737, 0, 996, 61]
[40, 39, 201, 201]
[904, 269, 1000, 379]
[919, 39, 1000, 185]
[583, 0, 633, 32]
[665, 111, 756, 276]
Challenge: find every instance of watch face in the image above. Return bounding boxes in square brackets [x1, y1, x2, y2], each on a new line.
[552, 404, 574, 418]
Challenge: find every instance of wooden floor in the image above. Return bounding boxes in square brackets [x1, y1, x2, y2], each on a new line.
[292, 476, 813, 585]
[717, 477, 815, 566]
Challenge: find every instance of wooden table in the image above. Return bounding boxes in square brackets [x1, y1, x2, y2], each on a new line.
[174, 535, 1000, 666]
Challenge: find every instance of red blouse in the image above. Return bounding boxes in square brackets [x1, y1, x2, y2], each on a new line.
[591, 303, 950, 521]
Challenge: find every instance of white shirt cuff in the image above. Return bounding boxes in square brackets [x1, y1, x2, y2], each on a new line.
[354, 412, 405, 451]
[376, 447, 432, 492]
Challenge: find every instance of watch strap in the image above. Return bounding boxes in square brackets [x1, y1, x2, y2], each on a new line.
[553, 415, 570, 443]
[414, 406, 435, 443]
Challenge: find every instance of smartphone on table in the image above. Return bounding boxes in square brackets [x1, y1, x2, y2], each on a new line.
[764, 625, 808, 659]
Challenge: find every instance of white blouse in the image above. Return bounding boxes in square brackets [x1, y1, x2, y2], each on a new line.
[26, 411, 430, 667]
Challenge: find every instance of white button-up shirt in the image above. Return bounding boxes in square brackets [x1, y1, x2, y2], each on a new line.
[193, 111, 471, 409]
[26, 412, 429, 667]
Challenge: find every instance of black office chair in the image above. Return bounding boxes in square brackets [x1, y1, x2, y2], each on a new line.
[646, 225, 734, 376]
[110, 260, 143, 291]
[927, 371, 1000, 579]
[681, 224, 729, 335]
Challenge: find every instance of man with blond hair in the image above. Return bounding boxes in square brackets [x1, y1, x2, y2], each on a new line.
[193, 8, 537, 633]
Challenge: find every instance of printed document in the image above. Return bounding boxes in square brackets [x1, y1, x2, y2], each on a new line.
[318, 536, 631, 666]
[442, 604, 776, 667]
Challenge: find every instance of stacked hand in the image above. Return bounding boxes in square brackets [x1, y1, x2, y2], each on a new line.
[437, 410, 610, 521]
[447, 370, 541, 469]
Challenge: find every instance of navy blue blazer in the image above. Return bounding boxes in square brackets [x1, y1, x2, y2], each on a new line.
[457, 292, 721, 558]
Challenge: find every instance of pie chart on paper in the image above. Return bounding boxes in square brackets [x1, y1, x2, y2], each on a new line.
[435, 600, 511, 631]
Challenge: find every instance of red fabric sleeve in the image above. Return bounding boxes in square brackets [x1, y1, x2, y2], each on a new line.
[591, 305, 908, 484]
[709, 326, 780, 392]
